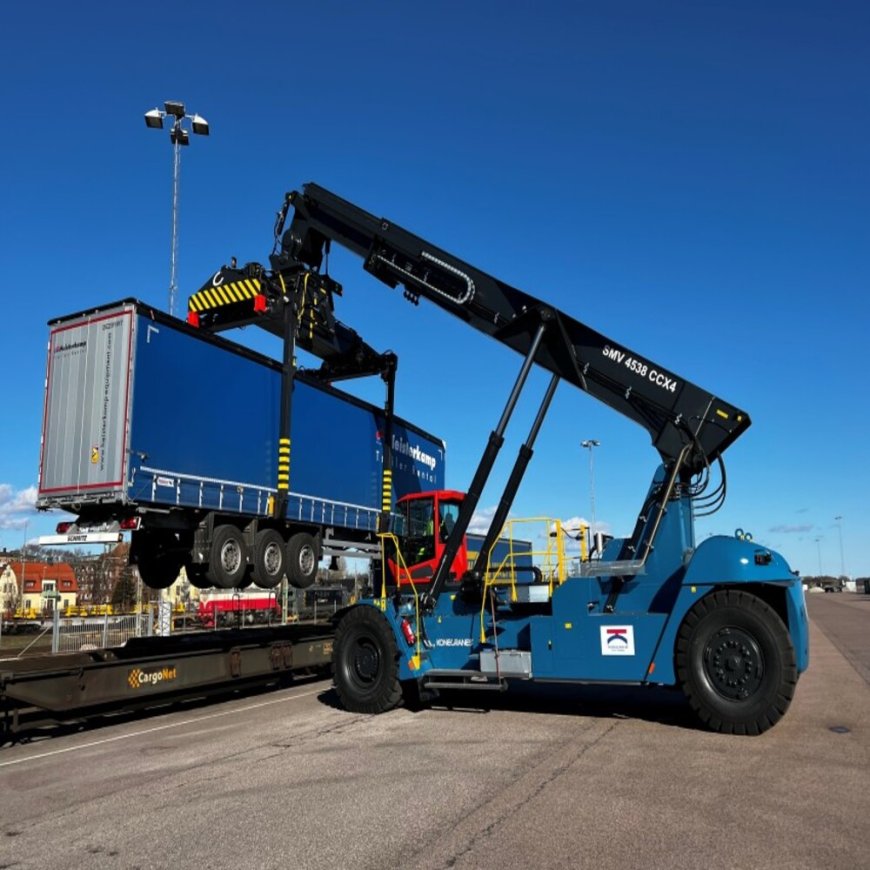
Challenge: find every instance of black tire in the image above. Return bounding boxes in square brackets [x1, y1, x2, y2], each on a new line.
[186, 565, 212, 590]
[675, 589, 797, 735]
[286, 532, 318, 589]
[333, 606, 403, 714]
[206, 524, 248, 589]
[136, 550, 184, 590]
[237, 567, 254, 590]
[251, 529, 286, 589]
[133, 530, 186, 590]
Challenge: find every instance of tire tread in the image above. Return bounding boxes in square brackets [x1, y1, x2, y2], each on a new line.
[675, 589, 797, 735]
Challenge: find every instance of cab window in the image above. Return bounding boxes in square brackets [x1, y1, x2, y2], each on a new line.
[438, 501, 460, 542]
[403, 497, 435, 564]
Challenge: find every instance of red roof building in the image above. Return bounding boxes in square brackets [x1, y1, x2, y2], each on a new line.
[2, 561, 79, 613]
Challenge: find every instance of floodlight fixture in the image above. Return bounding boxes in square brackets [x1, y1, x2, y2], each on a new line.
[191, 114, 210, 136]
[144, 108, 164, 129]
[170, 126, 190, 147]
[164, 100, 186, 118]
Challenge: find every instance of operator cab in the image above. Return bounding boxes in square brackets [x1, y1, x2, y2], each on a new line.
[392, 490, 467, 585]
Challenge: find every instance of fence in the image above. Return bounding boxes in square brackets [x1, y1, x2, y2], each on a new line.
[53, 612, 153, 653]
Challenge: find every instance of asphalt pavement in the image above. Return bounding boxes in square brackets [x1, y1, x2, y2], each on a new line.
[0, 594, 867, 870]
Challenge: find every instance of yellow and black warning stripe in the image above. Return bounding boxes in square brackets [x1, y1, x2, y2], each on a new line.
[277, 437, 291, 491]
[188, 278, 262, 312]
[381, 468, 393, 511]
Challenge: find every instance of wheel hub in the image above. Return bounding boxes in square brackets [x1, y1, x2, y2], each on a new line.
[703, 627, 764, 701]
[298, 546, 315, 575]
[353, 639, 379, 683]
[221, 540, 241, 573]
[264, 544, 281, 573]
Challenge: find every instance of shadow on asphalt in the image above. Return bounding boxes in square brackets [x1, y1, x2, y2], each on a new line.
[316, 682, 699, 732]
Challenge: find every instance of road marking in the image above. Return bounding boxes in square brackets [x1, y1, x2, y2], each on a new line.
[0, 684, 326, 769]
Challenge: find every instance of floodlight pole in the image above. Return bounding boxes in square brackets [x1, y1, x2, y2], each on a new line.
[144, 102, 209, 318]
[834, 515, 846, 578]
[580, 439, 600, 542]
[169, 138, 182, 319]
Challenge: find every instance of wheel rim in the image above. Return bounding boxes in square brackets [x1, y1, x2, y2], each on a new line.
[220, 539, 242, 574]
[702, 626, 764, 701]
[349, 635, 381, 688]
[263, 542, 282, 576]
[297, 544, 316, 577]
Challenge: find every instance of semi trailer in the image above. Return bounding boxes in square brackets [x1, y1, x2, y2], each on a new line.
[36, 300, 445, 590]
[178, 181, 809, 735]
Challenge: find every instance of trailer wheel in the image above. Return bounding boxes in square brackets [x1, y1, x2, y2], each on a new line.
[675, 589, 797, 735]
[136, 551, 184, 590]
[333, 606, 402, 714]
[286, 532, 318, 589]
[251, 529, 286, 589]
[186, 565, 211, 590]
[207, 525, 248, 589]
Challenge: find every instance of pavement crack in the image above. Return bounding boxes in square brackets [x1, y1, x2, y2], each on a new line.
[419, 719, 620, 870]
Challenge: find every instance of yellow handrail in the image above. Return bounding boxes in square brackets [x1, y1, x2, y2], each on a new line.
[377, 532, 422, 667]
[476, 517, 587, 642]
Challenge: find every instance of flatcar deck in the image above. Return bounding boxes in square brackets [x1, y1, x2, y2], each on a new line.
[0, 623, 334, 741]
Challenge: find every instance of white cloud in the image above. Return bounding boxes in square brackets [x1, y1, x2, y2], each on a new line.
[468, 506, 497, 535]
[0, 484, 38, 529]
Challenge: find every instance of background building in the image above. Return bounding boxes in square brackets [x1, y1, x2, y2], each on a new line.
[3, 560, 78, 615]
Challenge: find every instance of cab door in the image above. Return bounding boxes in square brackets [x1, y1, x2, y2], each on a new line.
[390, 492, 467, 586]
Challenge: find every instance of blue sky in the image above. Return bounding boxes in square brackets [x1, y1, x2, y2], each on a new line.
[1, 1, 867, 577]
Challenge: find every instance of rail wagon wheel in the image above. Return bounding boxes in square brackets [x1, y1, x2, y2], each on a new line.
[675, 589, 797, 735]
[285, 532, 318, 589]
[251, 529, 286, 589]
[333, 606, 403, 714]
[206, 525, 248, 589]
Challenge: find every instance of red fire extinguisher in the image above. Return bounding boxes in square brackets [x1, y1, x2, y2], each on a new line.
[400, 618, 416, 646]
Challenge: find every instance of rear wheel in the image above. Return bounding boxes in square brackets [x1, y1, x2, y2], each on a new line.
[675, 589, 797, 735]
[333, 606, 402, 714]
[185, 565, 211, 590]
[136, 550, 184, 590]
[133, 531, 186, 590]
[207, 525, 248, 589]
[286, 532, 318, 589]
[251, 529, 286, 589]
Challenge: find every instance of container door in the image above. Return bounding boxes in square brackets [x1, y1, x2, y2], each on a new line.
[38, 306, 135, 500]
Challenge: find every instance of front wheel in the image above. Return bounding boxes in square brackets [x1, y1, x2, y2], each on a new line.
[675, 589, 797, 735]
[333, 606, 402, 714]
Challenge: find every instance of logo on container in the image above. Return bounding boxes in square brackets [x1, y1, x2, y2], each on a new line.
[391, 435, 437, 470]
